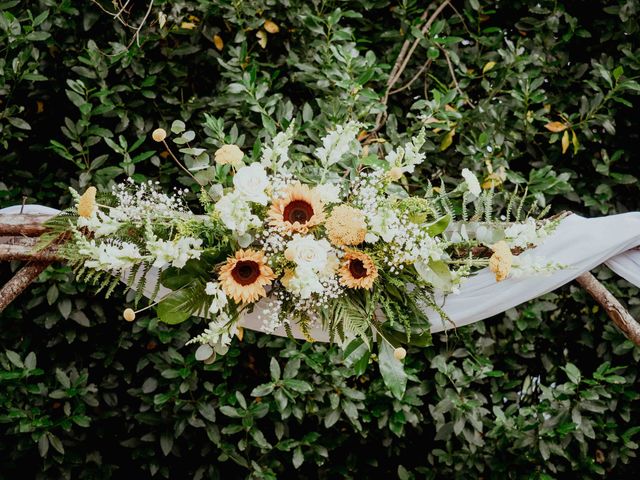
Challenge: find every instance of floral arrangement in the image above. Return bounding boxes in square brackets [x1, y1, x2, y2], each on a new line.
[42, 121, 558, 371]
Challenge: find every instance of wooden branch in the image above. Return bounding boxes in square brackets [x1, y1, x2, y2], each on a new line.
[576, 272, 640, 346]
[0, 214, 53, 236]
[0, 239, 61, 262]
[0, 261, 51, 313]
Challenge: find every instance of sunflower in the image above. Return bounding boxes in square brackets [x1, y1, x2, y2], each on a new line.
[268, 183, 325, 234]
[219, 249, 275, 303]
[339, 250, 378, 290]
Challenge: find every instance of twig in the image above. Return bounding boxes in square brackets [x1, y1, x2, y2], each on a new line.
[369, 0, 452, 137]
[90, 0, 132, 28]
[128, 0, 154, 49]
[576, 272, 640, 346]
[160, 140, 216, 202]
[437, 44, 474, 106]
[389, 59, 433, 96]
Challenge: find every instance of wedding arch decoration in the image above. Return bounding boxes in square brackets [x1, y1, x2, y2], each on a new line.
[1, 122, 640, 393]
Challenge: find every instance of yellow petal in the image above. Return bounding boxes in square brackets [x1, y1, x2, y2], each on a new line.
[213, 34, 224, 51]
[561, 130, 570, 154]
[544, 121, 567, 132]
[263, 19, 280, 34]
[256, 30, 267, 49]
[236, 326, 244, 341]
[180, 21, 197, 30]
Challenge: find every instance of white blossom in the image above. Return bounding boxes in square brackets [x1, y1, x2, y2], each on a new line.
[79, 239, 143, 272]
[462, 168, 482, 196]
[313, 183, 342, 204]
[367, 207, 400, 243]
[205, 282, 228, 314]
[315, 121, 361, 166]
[284, 266, 324, 299]
[260, 125, 295, 172]
[77, 210, 121, 238]
[505, 218, 546, 248]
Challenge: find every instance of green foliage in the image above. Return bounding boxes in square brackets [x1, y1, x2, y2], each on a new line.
[2, 0, 640, 478]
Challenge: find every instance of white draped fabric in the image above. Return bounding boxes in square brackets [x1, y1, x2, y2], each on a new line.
[4, 205, 640, 341]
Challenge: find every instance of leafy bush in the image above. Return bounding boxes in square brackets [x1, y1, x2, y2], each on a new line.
[1, 0, 640, 478]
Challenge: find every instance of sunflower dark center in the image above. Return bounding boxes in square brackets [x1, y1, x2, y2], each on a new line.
[349, 259, 368, 279]
[232, 260, 260, 285]
[283, 200, 314, 224]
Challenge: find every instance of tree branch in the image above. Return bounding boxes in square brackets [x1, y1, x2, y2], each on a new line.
[0, 261, 51, 313]
[576, 272, 640, 346]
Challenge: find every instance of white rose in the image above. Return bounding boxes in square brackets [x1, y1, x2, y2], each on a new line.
[313, 183, 342, 204]
[284, 235, 331, 272]
[461, 168, 482, 196]
[233, 163, 269, 205]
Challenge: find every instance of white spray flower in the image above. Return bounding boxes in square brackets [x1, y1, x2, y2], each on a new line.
[205, 282, 228, 314]
[461, 168, 482, 196]
[315, 121, 362, 166]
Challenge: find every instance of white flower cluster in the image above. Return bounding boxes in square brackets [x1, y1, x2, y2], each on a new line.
[215, 162, 270, 246]
[77, 236, 143, 273]
[260, 124, 295, 172]
[110, 179, 189, 221]
[257, 298, 284, 334]
[384, 128, 427, 174]
[505, 218, 547, 248]
[146, 236, 203, 269]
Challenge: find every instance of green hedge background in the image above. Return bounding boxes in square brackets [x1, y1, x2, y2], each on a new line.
[2, 0, 640, 478]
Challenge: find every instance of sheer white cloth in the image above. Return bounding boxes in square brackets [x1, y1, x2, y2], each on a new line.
[4, 205, 640, 341]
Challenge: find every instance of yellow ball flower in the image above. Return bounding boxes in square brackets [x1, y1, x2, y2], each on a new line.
[152, 128, 167, 142]
[394, 347, 407, 360]
[123, 308, 136, 322]
[214, 144, 245, 167]
[325, 205, 367, 246]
